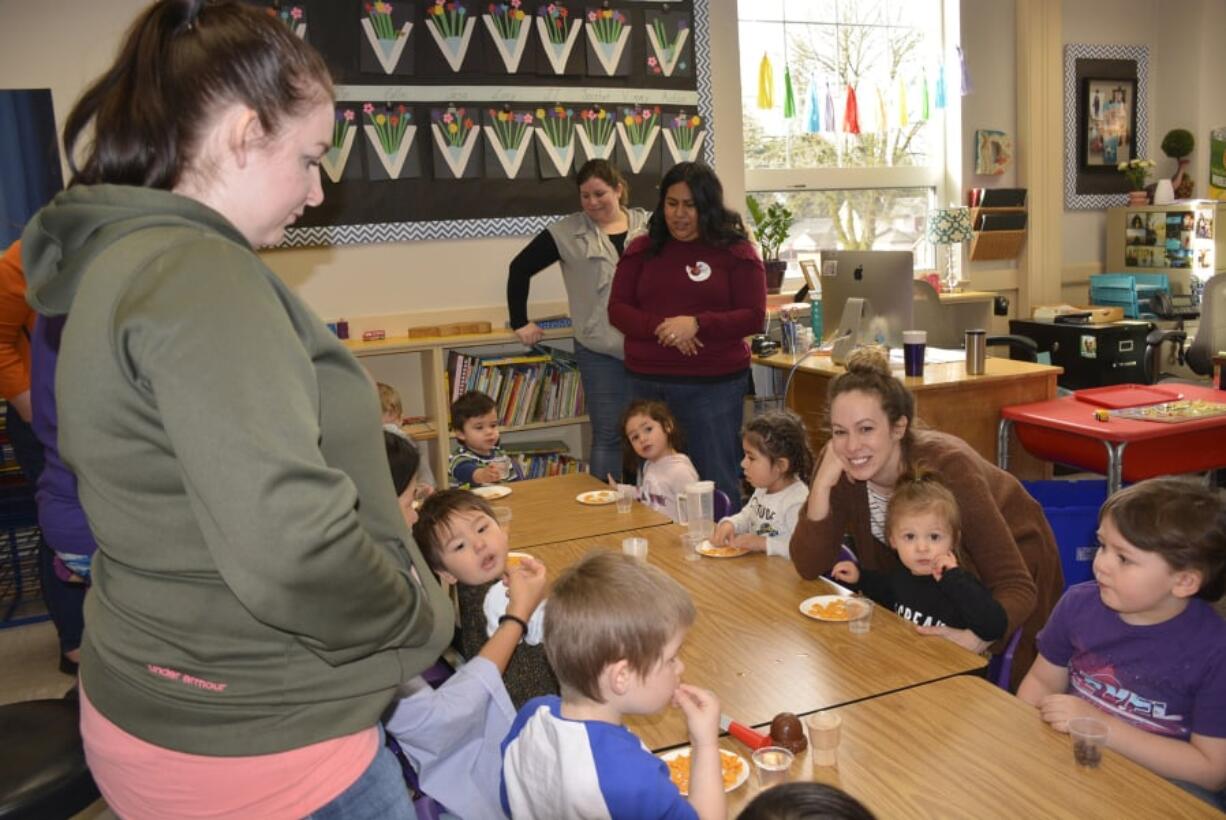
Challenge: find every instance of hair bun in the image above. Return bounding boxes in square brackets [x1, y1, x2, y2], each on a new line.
[162, 0, 205, 33]
[844, 346, 891, 378]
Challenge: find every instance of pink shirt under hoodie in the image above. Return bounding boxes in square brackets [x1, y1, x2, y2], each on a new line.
[609, 236, 766, 378]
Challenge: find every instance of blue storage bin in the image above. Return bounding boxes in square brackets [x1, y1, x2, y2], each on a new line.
[1089, 273, 1170, 318]
[1022, 479, 1108, 590]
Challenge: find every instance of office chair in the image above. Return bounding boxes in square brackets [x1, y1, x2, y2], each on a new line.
[985, 334, 1040, 363]
[1144, 273, 1225, 383]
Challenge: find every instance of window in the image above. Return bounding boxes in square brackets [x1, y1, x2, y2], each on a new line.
[738, 0, 954, 269]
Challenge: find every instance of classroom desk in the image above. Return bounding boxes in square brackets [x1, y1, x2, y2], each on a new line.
[498, 473, 670, 550]
[754, 352, 1062, 480]
[721, 675, 1219, 818]
[529, 525, 986, 751]
[998, 383, 1226, 495]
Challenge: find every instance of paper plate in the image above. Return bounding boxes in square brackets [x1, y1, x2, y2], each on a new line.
[576, 489, 618, 506]
[472, 485, 512, 500]
[695, 540, 751, 559]
[659, 747, 749, 796]
[799, 594, 858, 622]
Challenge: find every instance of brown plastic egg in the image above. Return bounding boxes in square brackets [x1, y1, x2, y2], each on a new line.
[769, 711, 808, 754]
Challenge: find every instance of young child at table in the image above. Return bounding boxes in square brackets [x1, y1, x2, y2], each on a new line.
[449, 390, 523, 487]
[712, 410, 812, 557]
[831, 469, 1009, 642]
[501, 551, 725, 820]
[1018, 478, 1226, 808]
[621, 399, 699, 522]
[378, 381, 435, 491]
[380, 460, 548, 818]
[413, 488, 558, 708]
[737, 782, 877, 820]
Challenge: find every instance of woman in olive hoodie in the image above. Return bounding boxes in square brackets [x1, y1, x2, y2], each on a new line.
[21, 2, 452, 816]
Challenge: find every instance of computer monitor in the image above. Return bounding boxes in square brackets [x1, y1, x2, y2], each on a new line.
[817, 250, 915, 348]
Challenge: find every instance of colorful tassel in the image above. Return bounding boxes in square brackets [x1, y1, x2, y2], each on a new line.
[806, 76, 821, 133]
[757, 53, 773, 109]
[898, 76, 908, 127]
[935, 64, 947, 109]
[921, 70, 930, 121]
[843, 84, 860, 134]
[783, 64, 796, 118]
[824, 82, 836, 132]
[876, 84, 888, 132]
[957, 46, 972, 95]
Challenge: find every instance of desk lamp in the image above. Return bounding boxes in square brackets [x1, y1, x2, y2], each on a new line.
[926, 207, 972, 293]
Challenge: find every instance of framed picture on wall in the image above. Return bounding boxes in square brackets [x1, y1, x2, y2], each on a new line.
[1081, 78, 1137, 169]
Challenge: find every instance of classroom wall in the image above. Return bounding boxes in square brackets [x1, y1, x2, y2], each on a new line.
[3, 0, 1218, 322]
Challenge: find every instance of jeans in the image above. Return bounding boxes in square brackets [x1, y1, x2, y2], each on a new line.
[307, 728, 416, 820]
[628, 373, 747, 513]
[574, 342, 632, 482]
[5, 402, 86, 654]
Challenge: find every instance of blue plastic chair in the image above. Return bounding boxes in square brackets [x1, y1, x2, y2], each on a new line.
[713, 489, 732, 521]
[986, 629, 1023, 691]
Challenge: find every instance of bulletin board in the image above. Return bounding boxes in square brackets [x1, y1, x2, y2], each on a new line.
[256, 1, 713, 247]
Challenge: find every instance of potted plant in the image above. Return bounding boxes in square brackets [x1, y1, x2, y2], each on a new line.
[745, 195, 794, 294]
[1118, 158, 1155, 206]
[1161, 128, 1195, 199]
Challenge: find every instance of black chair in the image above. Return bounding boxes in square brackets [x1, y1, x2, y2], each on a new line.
[0, 697, 101, 819]
[985, 334, 1040, 363]
[1144, 273, 1225, 383]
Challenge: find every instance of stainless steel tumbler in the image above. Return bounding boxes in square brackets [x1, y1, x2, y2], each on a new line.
[965, 328, 986, 375]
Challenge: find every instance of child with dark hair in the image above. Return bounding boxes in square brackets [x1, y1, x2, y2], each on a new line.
[712, 410, 812, 557]
[737, 782, 877, 820]
[620, 398, 699, 522]
[1019, 478, 1226, 808]
[831, 468, 1008, 643]
[413, 489, 558, 708]
[449, 390, 522, 487]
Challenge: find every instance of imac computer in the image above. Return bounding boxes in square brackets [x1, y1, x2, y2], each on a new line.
[817, 250, 915, 348]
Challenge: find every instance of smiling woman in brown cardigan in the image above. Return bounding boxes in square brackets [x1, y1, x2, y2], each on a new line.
[789, 348, 1063, 688]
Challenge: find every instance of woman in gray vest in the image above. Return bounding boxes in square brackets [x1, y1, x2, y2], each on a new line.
[506, 160, 648, 481]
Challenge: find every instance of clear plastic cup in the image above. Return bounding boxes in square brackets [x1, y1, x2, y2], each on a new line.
[492, 456, 513, 481]
[621, 537, 648, 561]
[848, 599, 874, 634]
[1069, 717, 1108, 768]
[616, 484, 634, 513]
[751, 746, 794, 788]
[805, 711, 842, 769]
[492, 506, 512, 535]
[681, 532, 705, 563]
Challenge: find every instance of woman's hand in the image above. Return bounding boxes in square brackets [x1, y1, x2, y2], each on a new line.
[655, 315, 699, 347]
[514, 322, 544, 346]
[914, 624, 991, 654]
[811, 443, 846, 491]
[830, 560, 860, 584]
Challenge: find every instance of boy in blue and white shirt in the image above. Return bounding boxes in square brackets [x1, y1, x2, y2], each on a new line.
[500, 552, 725, 819]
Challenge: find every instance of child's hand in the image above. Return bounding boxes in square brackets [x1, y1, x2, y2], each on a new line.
[711, 520, 735, 547]
[931, 552, 958, 581]
[673, 683, 721, 747]
[504, 556, 548, 621]
[473, 466, 499, 485]
[831, 560, 860, 584]
[732, 533, 766, 552]
[1038, 694, 1101, 733]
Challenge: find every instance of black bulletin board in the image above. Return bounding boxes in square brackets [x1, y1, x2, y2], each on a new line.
[254, 1, 712, 247]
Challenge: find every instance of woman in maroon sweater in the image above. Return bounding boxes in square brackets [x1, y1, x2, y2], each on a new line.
[789, 348, 1063, 688]
[608, 163, 766, 510]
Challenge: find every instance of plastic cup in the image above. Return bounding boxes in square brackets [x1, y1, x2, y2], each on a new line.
[902, 329, 927, 378]
[680, 532, 704, 563]
[493, 457, 513, 481]
[805, 711, 842, 769]
[848, 599, 874, 634]
[616, 484, 634, 514]
[492, 506, 512, 535]
[751, 746, 794, 789]
[621, 537, 648, 561]
[1069, 717, 1108, 769]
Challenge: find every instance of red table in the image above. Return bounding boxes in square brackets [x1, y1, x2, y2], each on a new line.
[998, 383, 1226, 494]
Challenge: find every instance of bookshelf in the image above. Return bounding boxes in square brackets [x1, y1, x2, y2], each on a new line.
[344, 327, 588, 487]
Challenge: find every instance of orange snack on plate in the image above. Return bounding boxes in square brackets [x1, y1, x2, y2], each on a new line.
[665, 749, 745, 794]
[806, 599, 851, 621]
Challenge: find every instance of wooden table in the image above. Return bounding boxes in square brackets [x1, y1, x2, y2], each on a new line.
[999, 383, 1226, 495]
[754, 352, 1062, 480]
[530, 525, 985, 751]
[498, 473, 670, 550]
[722, 675, 1219, 818]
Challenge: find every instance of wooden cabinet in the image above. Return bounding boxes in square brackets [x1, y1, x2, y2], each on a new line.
[345, 328, 588, 487]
